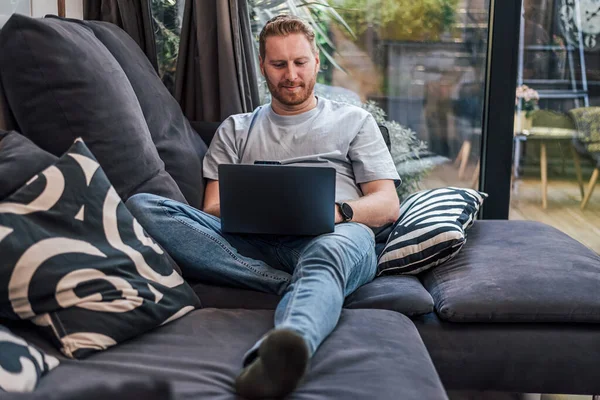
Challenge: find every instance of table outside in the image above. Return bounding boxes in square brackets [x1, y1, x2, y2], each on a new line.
[513, 127, 578, 209]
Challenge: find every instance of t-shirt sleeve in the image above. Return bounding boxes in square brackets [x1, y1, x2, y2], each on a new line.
[349, 114, 401, 187]
[202, 117, 239, 181]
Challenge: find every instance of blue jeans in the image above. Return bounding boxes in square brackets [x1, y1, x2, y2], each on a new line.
[126, 193, 377, 363]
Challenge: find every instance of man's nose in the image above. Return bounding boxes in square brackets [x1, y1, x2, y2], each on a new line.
[284, 64, 298, 81]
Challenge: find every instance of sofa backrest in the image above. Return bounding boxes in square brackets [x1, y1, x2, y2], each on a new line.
[0, 16, 15, 131]
[0, 79, 14, 131]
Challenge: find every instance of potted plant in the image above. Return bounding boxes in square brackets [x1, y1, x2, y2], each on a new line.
[514, 84, 539, 133]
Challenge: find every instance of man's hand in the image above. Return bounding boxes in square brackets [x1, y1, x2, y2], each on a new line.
[336, 180, 399, 227]
[203, 179, 221, 217]
[334, 203, 344, 224]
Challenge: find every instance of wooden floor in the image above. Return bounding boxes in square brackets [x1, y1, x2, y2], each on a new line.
[420, 163, 600, 254]
[448, 391, 593, 399]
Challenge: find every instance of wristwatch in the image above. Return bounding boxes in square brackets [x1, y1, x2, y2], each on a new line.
[336, 202, 354, 222]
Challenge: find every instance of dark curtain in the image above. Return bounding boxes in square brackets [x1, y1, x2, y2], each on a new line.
[84, 0, 159, 72]
[175, 0, 259, 122]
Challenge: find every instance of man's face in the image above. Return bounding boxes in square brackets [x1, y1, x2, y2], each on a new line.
[260, 33, 319, 107]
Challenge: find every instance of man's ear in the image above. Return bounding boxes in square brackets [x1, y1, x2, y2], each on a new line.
[315, 53, 320, 72]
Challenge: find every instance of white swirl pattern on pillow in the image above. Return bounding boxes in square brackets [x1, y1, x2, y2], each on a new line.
[0, 138, 200, 359]
[0, 325, 59, 392]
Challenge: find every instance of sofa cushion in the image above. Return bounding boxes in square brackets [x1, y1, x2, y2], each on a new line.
[0, 324, 59, 392]
[421, 220, 600, 323]
[378, 187, 486, 276]
[0, 376, 172, 400]
[0, 139, 200, 358]
[0, 79, 14, 132]
[33, 308, 448, 400]
[414, 312, 600, 394]
[0, 14, 185, 204]
[189, 120, 222, 147]
[0, 131, 58, 200]
[55, 17, 208, 210]
[191, 274, 434, 316]
[191, 282, 281, 309]
[344, 275, 434, 315]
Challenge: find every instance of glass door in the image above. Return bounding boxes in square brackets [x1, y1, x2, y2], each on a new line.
[510, 0, 600, 254]
[248, 0, 492, 202]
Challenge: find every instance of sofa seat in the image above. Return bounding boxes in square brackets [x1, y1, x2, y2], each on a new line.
[421, 220, 600, 323]
[414, 312, 600, 395]
[30, 308, 447, 400]
[191, 274, 434, 317]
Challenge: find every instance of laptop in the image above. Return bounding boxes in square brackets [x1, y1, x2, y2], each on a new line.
[218, 163, 336, 236]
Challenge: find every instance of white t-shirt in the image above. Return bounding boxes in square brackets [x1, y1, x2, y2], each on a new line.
[202, 97, 400, 202]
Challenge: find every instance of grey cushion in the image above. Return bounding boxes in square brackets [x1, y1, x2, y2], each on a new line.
[421, 220, 600, 323]
[0, 14, 185, 203]
[414, 312, 600, 394]
[0, 376, 172, 400]
[62, 18, 208, 210]
[189, 121, 222, 147]
[0, 131, 57, 200]
[33, 309, 447, 400]
[192, 275, 434, 316]
[344, 275, 434, 315]
[0, 79, 14, 131]
[191, 282, 281, 310]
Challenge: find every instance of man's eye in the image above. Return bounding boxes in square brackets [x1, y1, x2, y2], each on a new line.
[274, 64, 285, 68]
[296, 62, 307, 66]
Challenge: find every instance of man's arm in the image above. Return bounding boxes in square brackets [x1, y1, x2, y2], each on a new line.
[203, 179, 221, 217]
[335, 179, 399, 227]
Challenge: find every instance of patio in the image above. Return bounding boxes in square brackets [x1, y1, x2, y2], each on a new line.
[421, 163, 600, 254]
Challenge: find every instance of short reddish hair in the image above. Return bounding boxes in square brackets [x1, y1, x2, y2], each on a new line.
[259, 15, 317, 60]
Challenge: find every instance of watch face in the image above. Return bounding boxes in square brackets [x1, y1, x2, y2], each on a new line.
[559, 0, 600, 50]
[341, 203, 353, 220]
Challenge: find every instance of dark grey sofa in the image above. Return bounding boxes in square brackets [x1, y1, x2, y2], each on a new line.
[188, 219, 600, 396]
[1, 15, 600, 400]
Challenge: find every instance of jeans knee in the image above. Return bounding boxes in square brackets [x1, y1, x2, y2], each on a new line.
[125, 193, 165, 222]
[304, 223, 375, 271]
[126, 192, 159, 208]
[333, 223, 375, 253]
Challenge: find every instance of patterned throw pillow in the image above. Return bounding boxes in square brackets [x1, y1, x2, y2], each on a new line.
[377, 187, 487, 276]
[0, 139, 200, 359]
[0, 325, 59, 392]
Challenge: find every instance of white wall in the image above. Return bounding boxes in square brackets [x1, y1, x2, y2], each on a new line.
[31, 0, 56, 17]
[31, 0, 83, 19]
[66, 0, 83, 19]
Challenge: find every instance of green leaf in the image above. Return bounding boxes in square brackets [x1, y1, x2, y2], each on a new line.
[252, 0, 290, 8]
[318, 43, 347, 74]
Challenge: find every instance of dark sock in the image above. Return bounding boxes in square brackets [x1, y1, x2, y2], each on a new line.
[235, 329, 309, 399]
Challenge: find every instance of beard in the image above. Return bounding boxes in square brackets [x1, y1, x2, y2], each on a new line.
[265, 74, 316, 106]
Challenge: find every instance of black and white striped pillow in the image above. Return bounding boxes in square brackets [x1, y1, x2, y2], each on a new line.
[377, 187, 487, 276]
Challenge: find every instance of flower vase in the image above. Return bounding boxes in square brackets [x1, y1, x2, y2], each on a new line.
[514, 111, 532, 134]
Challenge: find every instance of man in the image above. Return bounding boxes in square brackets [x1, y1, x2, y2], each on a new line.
[127, 14, 400, 399]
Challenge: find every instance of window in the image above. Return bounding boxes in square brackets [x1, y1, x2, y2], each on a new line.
[0, 0, 31, 16]
[510, 0, 600, 254]
[248, 0, 491, 201]
[151, 0, 185, 93]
